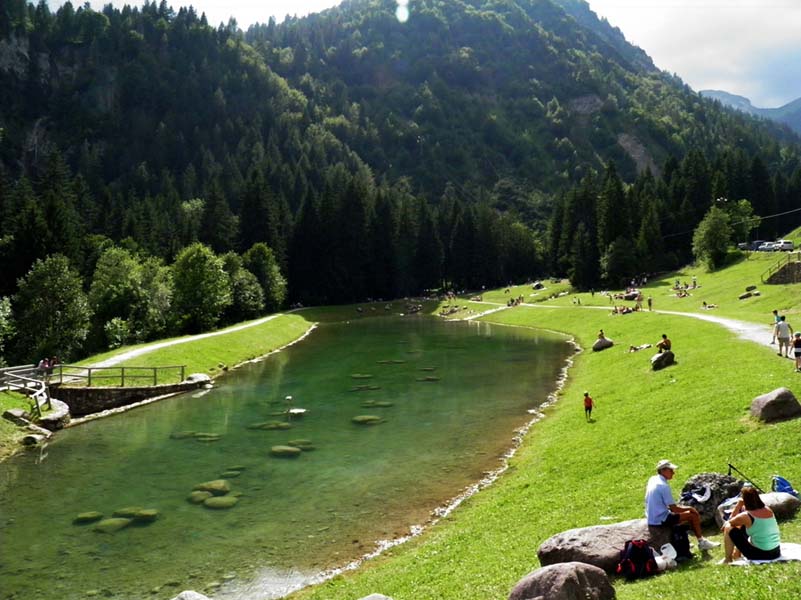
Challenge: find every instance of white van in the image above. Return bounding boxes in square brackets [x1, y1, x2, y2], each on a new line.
[775, 240, 794, 251]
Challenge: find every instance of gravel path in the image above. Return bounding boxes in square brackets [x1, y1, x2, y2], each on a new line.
[89, 314, 285, 368]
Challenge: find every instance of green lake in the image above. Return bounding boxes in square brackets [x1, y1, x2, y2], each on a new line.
[0, 317, 571, 599]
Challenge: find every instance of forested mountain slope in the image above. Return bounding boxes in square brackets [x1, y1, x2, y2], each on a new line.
[1, 0, 800, 364]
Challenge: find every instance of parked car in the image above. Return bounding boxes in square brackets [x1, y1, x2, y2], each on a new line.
[757, 242, 775, 251]
[775, 240, 794, 251]
[746, 240, 766, 251]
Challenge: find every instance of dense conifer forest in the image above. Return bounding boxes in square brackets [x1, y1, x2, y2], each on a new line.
[1, 0, 800, 364]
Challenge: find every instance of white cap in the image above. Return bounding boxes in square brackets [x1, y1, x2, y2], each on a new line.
[656, 459, 678, 472]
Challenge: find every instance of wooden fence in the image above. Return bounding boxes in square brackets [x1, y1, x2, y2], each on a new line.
[54, 364, 186, 387]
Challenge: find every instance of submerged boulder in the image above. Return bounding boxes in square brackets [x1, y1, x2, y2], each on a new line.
[133, 509, 159, 524]
[188, 491, 213, 504]
[247, 421, 292, 430]
[270, 445, 302, 458]
[352, 415, 383, 425]
[203, 496, 239, 509]
[113, 506, 144, 518]
[94, 518, 133, 533]
[287, 439, 316, 451]
[193, 480, 231, 496]
[73, 511, 104, 525]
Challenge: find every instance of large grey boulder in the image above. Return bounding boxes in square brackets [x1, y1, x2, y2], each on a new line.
[538, 518, 673, 574]
[185, 373, 212, 384]
[650, 351, 675, 371]
[679, 473, 741, 525]
[714, 491, 801, 528]
[38, 398, 70, 430]
[750, 388, 801, 422]
[2, 408, 30, 426]
[509, 562, 615, 600]
[592, 338, 614, 352]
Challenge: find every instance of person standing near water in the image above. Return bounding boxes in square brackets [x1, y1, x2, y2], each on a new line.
[583, 391, 595, 422]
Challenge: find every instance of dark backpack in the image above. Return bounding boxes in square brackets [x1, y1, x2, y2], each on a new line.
[615, 539, 659, 580]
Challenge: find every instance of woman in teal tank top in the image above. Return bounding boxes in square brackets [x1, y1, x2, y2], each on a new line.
[720, 486, 781, 563]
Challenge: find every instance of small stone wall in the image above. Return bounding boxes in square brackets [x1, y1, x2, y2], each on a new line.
[766, 261, 801, 285]
[51, 381, 207, 417]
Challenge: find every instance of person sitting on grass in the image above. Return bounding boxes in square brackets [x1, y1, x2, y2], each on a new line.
[645, 460, 720, 552]
[702, 301, 718, 309]
[719, 485, 781, 564]
[656, 334, 671, 353]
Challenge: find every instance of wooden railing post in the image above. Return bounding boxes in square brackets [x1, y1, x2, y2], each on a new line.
[88, 368, 92, 387]
[153, 368, 157, 386]
[121, 367, 125, 387]
[181, 366, 185, 382]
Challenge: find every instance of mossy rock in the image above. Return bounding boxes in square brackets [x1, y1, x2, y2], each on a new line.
[270, 445, 302, 458]
[350, 373, 373, 379]
[188, 491, 213, 504]
[193, 432, 221, 442]
[73, 511, 104, 525]
[287, 439, 316, 451]
[247, 421, 292, 430]
[419, 367, 437, 372]
[416, 376, 440, 382]
[133, 509, 159, 523]
[113, 506, 144, 518]
[352, 415, 383, 425]
[227, 465, 246, 471]
[220, 470, 242, 478]
[349, 385, 381, 392]
[94, 518, 133, 533]
[193, 480, 231, 496]
[169, 431, 196, 440]
[203, 496, 239, 509]
[374, 401, 394, 407]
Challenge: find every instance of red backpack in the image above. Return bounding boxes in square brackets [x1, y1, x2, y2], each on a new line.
[615, 539, 659, 580]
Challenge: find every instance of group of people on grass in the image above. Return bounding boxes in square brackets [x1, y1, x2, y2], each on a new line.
[646, 459, 781, 564]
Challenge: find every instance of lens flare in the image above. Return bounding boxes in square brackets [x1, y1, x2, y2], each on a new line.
[396, 1, 409, 23]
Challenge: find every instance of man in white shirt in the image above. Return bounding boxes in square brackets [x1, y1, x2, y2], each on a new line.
[774, 316, 793, 358]
[645, 459, 720, 552]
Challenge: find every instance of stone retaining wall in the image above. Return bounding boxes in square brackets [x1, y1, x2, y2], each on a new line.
[51, 381, 207, 417]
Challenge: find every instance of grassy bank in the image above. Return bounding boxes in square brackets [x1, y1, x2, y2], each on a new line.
[0, 312, 317, 462]
[290, 268, 801, 600]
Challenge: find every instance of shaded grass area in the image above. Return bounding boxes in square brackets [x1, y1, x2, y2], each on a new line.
[0, 391, 29, 458]
[291, 299, 801, 599]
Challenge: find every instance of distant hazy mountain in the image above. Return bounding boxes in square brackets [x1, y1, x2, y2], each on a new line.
[700, 90, 801, 134]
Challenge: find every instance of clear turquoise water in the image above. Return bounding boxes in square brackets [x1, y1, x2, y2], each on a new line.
[0, 317, 570, 599]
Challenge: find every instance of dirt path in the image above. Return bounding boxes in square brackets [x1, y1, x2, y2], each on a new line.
[89, 314, 285, 368]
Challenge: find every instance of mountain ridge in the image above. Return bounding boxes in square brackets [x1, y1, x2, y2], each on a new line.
[700, 89, 801, 134]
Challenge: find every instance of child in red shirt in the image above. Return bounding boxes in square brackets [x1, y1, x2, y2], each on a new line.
[583, 391, 595, 422]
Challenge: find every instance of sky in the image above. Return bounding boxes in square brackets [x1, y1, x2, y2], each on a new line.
[47, 0, 801, 107]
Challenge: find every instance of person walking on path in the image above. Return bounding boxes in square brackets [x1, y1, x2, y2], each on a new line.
[645, 460, 720, 552]
[647, 295, 653, 311]
[583, 391, 595, 422]
[771, 309, 781, 344]
[774, 316, 793, 358]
